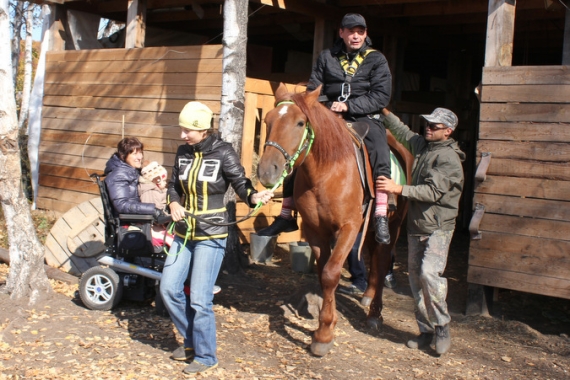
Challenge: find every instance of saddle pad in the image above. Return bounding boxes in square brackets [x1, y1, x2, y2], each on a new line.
[390, 151, 406, 186]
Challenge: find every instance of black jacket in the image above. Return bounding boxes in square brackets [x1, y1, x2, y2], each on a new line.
[167, 134, 257, 240]
[104, 154, 156, 216]
[307, 37, 392, 117]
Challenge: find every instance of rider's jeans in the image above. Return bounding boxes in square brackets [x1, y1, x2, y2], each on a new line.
[160, 236, 226, 366]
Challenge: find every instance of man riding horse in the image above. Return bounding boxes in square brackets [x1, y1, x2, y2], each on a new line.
[258, 13, 393, 248]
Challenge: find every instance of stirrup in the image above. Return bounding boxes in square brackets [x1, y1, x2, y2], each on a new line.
[388, 193, 397, 211]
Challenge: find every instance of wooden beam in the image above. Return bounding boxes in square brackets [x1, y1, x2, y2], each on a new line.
[126, 0, 147, 48]
[484, 0, 516, 67]
[250, 0, 342, 20]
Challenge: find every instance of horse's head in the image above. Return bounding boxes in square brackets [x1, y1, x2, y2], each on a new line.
[257, 83, 320, 188]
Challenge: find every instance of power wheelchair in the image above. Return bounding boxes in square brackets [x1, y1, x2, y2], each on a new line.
[78, 173, 171, 311]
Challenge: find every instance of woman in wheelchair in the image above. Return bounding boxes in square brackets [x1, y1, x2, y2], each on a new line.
[159, 102, 273, 375]
[104, 137, 169, 255]
[104, 137, 165, 220]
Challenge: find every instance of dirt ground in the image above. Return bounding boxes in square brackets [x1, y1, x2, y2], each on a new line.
[1, 230, 570, 379]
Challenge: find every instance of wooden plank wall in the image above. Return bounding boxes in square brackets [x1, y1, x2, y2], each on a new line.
[469, 66, 570, 299]
[38, 45, 302, 244]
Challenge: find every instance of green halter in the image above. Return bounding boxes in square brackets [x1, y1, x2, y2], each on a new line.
[262, 100, 315, 195]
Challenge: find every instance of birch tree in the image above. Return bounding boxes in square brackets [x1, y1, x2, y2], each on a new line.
[219, 0, 249, 272]
[17, 2, 33, 128]
[0, 0, 51, 303]
[10, 0, 23, 86]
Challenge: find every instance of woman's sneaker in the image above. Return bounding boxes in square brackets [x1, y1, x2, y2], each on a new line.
[171, 346, 194, 361]
[183, 361, 218, 375]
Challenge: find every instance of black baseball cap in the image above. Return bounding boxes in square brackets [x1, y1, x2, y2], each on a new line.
[340, 13, 367, 29]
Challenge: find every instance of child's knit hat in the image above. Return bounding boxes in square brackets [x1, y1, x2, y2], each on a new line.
[141, 161, 168, 189]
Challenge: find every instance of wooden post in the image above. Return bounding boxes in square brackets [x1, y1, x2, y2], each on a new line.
[383, 35, 398, 106]
[313, 17, 326, 65]
[312, 0, 333, 65]
[484, 0, 516, 67]
[126, 0, 147, 48]
[48, 4, 67, 51]
[467, 0, 517, 316]
[563, 6, 570, 65]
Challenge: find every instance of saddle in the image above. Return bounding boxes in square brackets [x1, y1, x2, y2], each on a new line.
[345, 121, 375, 201]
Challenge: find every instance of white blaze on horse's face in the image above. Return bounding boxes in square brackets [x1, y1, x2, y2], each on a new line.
[278, 105, 289, 117]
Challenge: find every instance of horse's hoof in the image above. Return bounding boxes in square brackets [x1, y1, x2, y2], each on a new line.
[310, 338, 334, 357]
[360, 296, 372, 307]
[366, 317, 383, 331]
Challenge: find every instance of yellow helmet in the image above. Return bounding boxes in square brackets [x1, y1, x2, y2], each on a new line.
[179, 101, 213, 130]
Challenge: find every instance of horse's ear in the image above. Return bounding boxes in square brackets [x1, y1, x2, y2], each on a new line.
[275, 83, 289, 102]
[305, 85, 322, 106]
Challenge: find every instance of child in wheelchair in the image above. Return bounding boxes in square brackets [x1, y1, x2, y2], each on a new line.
[138, 160, 174, 248]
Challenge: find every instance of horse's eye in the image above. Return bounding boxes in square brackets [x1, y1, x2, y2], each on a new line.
[297, 121, 305, 128]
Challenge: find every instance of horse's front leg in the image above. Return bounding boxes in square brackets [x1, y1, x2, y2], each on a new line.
[311, 227, 358, 357]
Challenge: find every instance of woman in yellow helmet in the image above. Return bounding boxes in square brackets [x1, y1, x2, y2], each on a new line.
[159, 102, 273, 375]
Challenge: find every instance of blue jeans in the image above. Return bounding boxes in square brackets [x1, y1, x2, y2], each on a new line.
[159, 236, 226, 366]
[347, 232, 368, 291]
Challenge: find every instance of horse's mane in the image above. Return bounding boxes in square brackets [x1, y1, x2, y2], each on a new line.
[291, 91, 354, 165]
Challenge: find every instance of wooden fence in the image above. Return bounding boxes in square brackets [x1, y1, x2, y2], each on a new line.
[468, 66, 570, 299]
[38, 44, 302, 243]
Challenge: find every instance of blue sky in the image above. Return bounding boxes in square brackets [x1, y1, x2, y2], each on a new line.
[32, 25, 41, 41]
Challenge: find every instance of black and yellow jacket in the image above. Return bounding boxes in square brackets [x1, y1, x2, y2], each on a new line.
[167, 134, 257, 240]
[307, 37, 392, 117]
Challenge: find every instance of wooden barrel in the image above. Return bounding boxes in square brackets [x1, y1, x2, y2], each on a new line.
[44, 197, 106, 277]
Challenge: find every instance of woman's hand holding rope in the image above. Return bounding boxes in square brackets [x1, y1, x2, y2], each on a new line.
[169, 201, 186, 222]
[168, 190, 274, 225]
[250, 190, 274, 206]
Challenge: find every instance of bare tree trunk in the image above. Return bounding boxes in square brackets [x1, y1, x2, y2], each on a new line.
[219, 0, 249, 273]
[10, 0, 24, 86]
[17, 3, 33, 129]
[0, 0, 51, 304]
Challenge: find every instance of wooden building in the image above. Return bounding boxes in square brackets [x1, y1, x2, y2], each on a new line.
[30, 1, 570, 300]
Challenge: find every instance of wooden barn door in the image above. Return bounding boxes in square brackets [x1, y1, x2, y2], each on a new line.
[468, 65, 570, 299]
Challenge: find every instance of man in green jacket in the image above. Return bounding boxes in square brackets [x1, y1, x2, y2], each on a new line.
[376, 107, 465, 356]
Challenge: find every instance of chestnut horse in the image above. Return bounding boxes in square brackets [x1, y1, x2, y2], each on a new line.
[257, 83, 413, 357]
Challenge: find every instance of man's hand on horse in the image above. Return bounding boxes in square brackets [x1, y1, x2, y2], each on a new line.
[330, 101, 348, 113]
[250, 190, 274, 205]
[376, 176, 403, 195]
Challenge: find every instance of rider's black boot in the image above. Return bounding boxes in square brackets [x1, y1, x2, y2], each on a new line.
[374, 215, 390, 244]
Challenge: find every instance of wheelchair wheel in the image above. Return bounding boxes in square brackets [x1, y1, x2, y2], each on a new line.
[79, 266, 123, 310]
